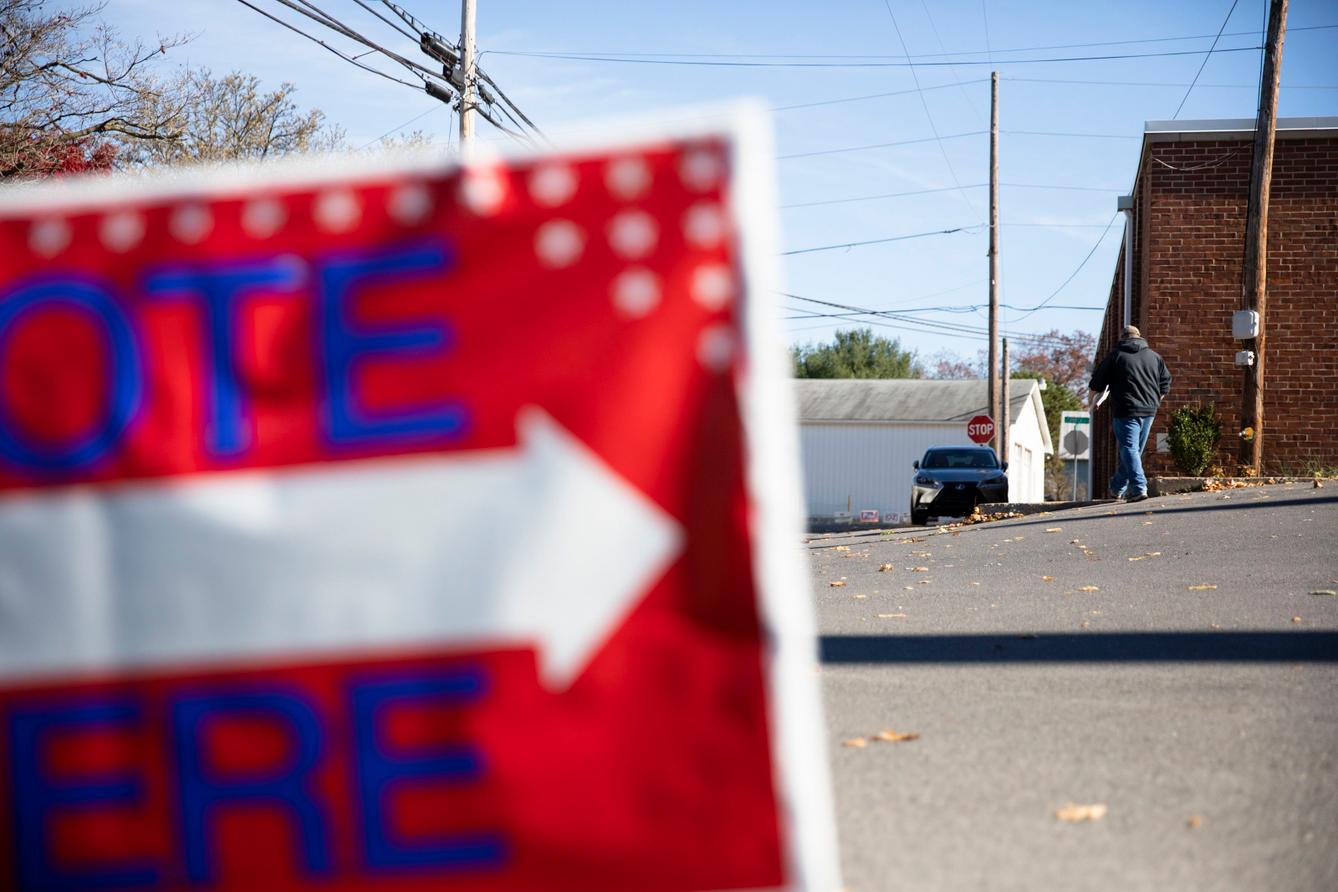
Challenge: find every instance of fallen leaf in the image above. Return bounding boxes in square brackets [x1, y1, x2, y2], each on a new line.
[1142, 521, 1154, 526]
[970, 581, 981, 586]
[913, 566, 929, 572]
[829, 581, 847, 587]
[1128, 556, 1145, 561]
[1056, 803, 1107, 823]
[1080, 620, 1091, 629]
[918, 579, 932, 584]
[1292, 616, 1302, 623]
[1070, 539, 1082, 545]
[1146, 551, 1162, 557]
[1315, 479, 1325, 488]
[879, 563, 894, 572]
[1186, 584, 1218, 591]
[852, 594, 868, 600]
[874, 729, 920, 743]
[903, 586, 914, 591]
[1041, 575, 1055, 582]
[1186, 815, 1205, 829]
[842, 737, 868, 748]
[1309, 590, 1337, 597]
[877, 613, 908, 619]
[834, 546, 850, 552]
[1079, 585, 1100, 592]
[1044, 527, 1063, 533]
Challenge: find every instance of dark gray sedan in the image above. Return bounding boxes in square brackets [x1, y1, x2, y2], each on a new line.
[910, 446, 1009, 525]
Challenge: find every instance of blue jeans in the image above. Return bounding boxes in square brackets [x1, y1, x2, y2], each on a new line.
[1109, 415, 1154, 498]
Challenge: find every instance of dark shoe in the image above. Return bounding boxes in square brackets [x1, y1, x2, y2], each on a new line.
[1126, 492, 1149, 503]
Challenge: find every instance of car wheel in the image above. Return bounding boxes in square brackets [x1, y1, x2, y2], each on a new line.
[910, 509, 928, 526]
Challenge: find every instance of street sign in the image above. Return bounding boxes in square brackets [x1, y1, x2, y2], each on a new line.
[1059, 412, 1091, 460]
[0, 113, 837, 891]
[966, 414, 996, 444]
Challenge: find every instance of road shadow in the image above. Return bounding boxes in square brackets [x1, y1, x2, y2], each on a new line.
[820, 631, 1338, 664]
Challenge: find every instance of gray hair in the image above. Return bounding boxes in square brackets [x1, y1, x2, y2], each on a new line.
[1123, 325, 1141, 339]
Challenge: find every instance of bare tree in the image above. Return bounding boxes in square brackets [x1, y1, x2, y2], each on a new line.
[128, 69, 344, 167]
[0, 0, 190, 178]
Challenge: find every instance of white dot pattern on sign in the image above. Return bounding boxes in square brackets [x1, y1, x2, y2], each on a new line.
[100, 211, 145, 252]
[611, 269, 660, 318]
[388, 184, 432, 225]
[680, 149, 724, 192]
[697, 323, 735, 372]
[683, 202, 727, 249]
[170, 205, 213, 244]
[691, 263, 735, 310]
[534, 220, 585, 269]
[315, 190, 361, 232]
[459, 166, 508, 215]
[242, 198, 286, 238]
[605, 156, 651, 200]
[607, 211, 658, 260]
[528, 164, 578, 207]
[30, 219, 71, 257]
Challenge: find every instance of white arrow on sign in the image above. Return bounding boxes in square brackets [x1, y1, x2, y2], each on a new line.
[0, 408, 683, 690]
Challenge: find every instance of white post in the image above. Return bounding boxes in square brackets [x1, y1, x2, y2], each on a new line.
[458, 0, 477, 147]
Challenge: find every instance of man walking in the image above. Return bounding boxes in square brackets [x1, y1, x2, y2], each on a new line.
[1089, 325, 1171, 502]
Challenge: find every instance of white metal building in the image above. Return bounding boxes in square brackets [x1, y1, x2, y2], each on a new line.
[795, 379, 1053, 521]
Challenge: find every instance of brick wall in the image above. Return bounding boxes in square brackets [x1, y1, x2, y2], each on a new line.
[1093, 133, 1338, 486]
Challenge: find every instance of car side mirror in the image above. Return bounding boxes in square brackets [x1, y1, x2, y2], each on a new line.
[1001, 461, 1009, 470]
[913, 460, 919, 469]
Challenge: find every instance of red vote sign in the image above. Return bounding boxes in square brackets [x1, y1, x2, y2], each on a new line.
[966, 414, 996, 444]
[0, 114, 837, 891]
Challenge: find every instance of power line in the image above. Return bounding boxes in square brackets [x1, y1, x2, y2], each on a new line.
[1006, 75, 1338, 89]
[770, 79, 988, 112]
[350, 0, 417, 41]
[489, 44, 1266, 69]
[1173, 0, 1243, 119]
[488, 24, 1334, 64]
[230, 0, 422, 89]
[782, 293, 1080, 346]
[1009, 213, 1121, 321]
[782, 225, 983, 256]
[778, 130, 985, 160]
[358, 104, 444, 150]
[779, 181, 1121, 210]
[880, 0, 979, 215]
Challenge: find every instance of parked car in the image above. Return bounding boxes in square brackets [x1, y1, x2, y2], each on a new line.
[910, 446, 1009, 525]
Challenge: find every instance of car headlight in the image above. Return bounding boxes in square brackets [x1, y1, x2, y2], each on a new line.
[914, 474, 938, 486]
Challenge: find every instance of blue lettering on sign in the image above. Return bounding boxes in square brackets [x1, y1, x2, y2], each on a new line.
[318, 242, 469, 447]
[143, 257, 305, 457]
[172, 690, 331, 884]
[349, 669, 507, 872]
[7, 699, 160, 891]
[0, 277, 142, 472]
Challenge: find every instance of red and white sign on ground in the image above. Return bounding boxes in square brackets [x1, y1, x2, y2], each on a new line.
[0, 110, 837, 891]
[966, 414, 996, 445]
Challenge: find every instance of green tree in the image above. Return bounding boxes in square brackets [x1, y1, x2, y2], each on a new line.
[792, 329, 923, 379]
[1013, 369, 1084, 500]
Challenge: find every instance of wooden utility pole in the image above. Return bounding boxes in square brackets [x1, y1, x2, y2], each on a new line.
[1238, 0, 1288, 473]
[458, 0, 477, 146]
[988, 71, 1001, 459]
[1000, 338, 1010, 467]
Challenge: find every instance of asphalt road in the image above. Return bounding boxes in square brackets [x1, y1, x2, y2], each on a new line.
[810, 482, 1338, 892]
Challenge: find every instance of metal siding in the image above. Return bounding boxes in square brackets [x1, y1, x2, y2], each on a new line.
[799, 423, 967, 518]
[800, 401, 1051, 518]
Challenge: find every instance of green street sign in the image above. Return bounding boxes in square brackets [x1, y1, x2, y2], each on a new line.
[1062, 415, 1090, 425]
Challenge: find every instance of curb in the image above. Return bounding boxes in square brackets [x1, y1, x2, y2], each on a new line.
[1151, 476, 1321, 495]
[977, 499, 1116, 516]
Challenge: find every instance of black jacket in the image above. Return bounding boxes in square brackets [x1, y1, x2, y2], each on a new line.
[1089, 338, 1171, 417]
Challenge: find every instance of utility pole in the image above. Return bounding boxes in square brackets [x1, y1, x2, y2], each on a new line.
[1000, 338, 1010, 469]
[988, 72, 1001, 459]
[458, 0, 477, 147]
[1238, 0, 1288, 474]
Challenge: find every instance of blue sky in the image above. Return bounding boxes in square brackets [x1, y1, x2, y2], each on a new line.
[108, 1, 1338, 363]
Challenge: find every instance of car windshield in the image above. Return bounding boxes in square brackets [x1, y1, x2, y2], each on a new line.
[923, 449, 998, 469]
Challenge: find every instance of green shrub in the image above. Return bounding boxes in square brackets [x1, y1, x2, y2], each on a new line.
[1168, 404, 1222, 476]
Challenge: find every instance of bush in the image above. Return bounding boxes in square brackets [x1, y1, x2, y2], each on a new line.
[1168, 404, 1222, 476]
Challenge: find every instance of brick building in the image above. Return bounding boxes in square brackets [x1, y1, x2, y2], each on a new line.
[1091, 116, 1338, 489]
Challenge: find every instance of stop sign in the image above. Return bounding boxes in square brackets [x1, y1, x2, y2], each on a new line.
[967, 414, 996, 444]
